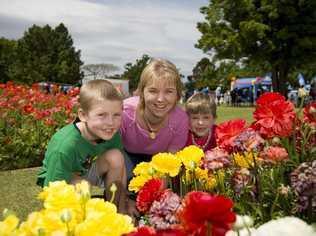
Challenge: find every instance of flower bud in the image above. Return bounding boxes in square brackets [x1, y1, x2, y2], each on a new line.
[60, 209, 72, 223]
[272, 137, 281, 145]
[110, 183, 117, 193]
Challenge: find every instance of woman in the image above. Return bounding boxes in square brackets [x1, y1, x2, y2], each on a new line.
[120, 58, 189, 180]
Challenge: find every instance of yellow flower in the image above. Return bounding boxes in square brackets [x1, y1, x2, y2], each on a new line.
[233, 152, 257, 169]
[204, 175, 217, 191]
[85, 199, 117, 219]
[151, 153, 182, 177]
[76, 200, 134, 236]
[38, 181, 84, 222]
[176, 145, 204, 169]
[18, 210, 75, 235]
[128, 175, 152, 192]
[75, 213, 134, 236]
[133, 162, 155, 176]
[0, 214, 19, 236]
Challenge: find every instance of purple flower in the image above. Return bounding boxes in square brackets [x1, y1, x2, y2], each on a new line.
[290, 160, 316, 212]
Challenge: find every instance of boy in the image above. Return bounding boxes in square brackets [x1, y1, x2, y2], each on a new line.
[185, 92, 217, 152]
[37, 79, 127, 212]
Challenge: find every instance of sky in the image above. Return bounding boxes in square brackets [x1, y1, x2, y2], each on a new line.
[0, 0, 209, 77]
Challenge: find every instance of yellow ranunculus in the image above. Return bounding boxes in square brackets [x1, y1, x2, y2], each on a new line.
[0, 214, 19, 236]
[128, 175, 152, 192]
[176, 145, 204, 169]
[75, 213, 134, 236]
[151, 153, 182, 177]
[233, 152, 257, 169]
[133, 162, 155, 176]
[38, 181, 84, 222]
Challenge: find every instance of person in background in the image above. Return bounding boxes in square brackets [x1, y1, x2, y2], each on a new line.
[185, 92, 217, 152]
[120, 58, 189, 180]
[37, 79, 128, 213]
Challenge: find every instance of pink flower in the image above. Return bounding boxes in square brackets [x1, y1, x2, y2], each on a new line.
[259, 146, 289, 163]
[202, 148, 231, 172]
[148, 189, 182, 230]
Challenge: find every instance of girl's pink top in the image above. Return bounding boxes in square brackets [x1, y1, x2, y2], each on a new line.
[120, 96, 189, 155]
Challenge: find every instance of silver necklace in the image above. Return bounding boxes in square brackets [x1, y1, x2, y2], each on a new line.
[191, 128, 212, 150]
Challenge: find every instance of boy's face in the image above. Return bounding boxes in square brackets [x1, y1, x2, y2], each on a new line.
[189, 113, 215, 137]
[143, 78, 178, 119]
[80, 100, 122, 141]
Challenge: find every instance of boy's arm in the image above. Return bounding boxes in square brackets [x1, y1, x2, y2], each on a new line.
[44, 152, 74, 186]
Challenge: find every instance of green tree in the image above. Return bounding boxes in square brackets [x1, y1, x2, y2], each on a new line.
[121, 54, 150, 93]
[0, 38, 17, 83]
[196, 1, 316, 96]
[192, 57, 217, 89]
[11, 23, 83, 84]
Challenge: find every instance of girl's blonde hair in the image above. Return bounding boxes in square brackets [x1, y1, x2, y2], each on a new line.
[137, 58, 182, 110]
[79, 79, 123, 112]
[185, 92, 217, 117]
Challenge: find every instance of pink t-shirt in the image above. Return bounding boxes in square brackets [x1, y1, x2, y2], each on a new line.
[120, 96, 189, 155]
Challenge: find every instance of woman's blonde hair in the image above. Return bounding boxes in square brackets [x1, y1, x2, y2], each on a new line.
[185, 92, 217, 117]
[79, 79, 123, 112]
[137, 58, 182, 110]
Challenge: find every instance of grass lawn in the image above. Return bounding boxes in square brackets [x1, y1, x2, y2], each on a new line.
[0, 106, 254, 220]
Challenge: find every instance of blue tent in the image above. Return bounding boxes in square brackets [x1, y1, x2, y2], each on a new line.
[231, 77, 272, 102]
[233, 77, 272, 89]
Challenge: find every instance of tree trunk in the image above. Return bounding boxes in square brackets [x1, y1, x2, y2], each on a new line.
[271, 64, 288, 98]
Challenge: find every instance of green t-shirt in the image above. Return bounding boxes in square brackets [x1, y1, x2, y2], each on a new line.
[37, 123, 122, 187]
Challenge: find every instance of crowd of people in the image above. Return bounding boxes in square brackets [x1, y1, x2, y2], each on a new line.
[36, 58, 218, 218]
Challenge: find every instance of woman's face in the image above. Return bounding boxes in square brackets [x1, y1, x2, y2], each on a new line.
[143, 78, 178, 119]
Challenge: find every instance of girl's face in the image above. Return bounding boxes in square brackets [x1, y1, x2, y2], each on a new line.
[189, 113, 215, 137]
[143, 78, 178, 119]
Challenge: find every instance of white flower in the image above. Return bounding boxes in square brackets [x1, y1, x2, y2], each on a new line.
[233, 215, 254, 230]
[252, 217, 316, 236]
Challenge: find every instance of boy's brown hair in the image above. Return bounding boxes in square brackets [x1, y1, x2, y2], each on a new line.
[137, 58, 183, 110]
[79, 79, 123, 112]
[185, 92, 217, 118]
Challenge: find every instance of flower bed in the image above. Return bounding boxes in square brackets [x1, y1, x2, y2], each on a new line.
[0, 81, 79, 170]
[0, 92, 315, 235]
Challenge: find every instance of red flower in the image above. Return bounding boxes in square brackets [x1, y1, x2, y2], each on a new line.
[124, 226, 156, 236]
[256, 92, 285, 106]
[178, 191, 236, 236]
[125, 226, 186, 236]
[303, 102, 316, 126]
[23, 104, 34, 114]
[136, 178, 164, 213]
[216, 119, 247, 153]
[253, 95, 296, 138]
[156, 227, 187, 236]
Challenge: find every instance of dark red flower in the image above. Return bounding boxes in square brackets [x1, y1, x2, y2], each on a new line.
[256, 92, 285, 106]
[23, 104, 34, 114]
[303, 102, 316, 126]
[156, 226, 187, 236]
[253, 97, 296, 138]
[178, 191, 236, 236]
[216, 119, 247, 153]
[136, 178, 164, 213]
[124, 226, 156, 236]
